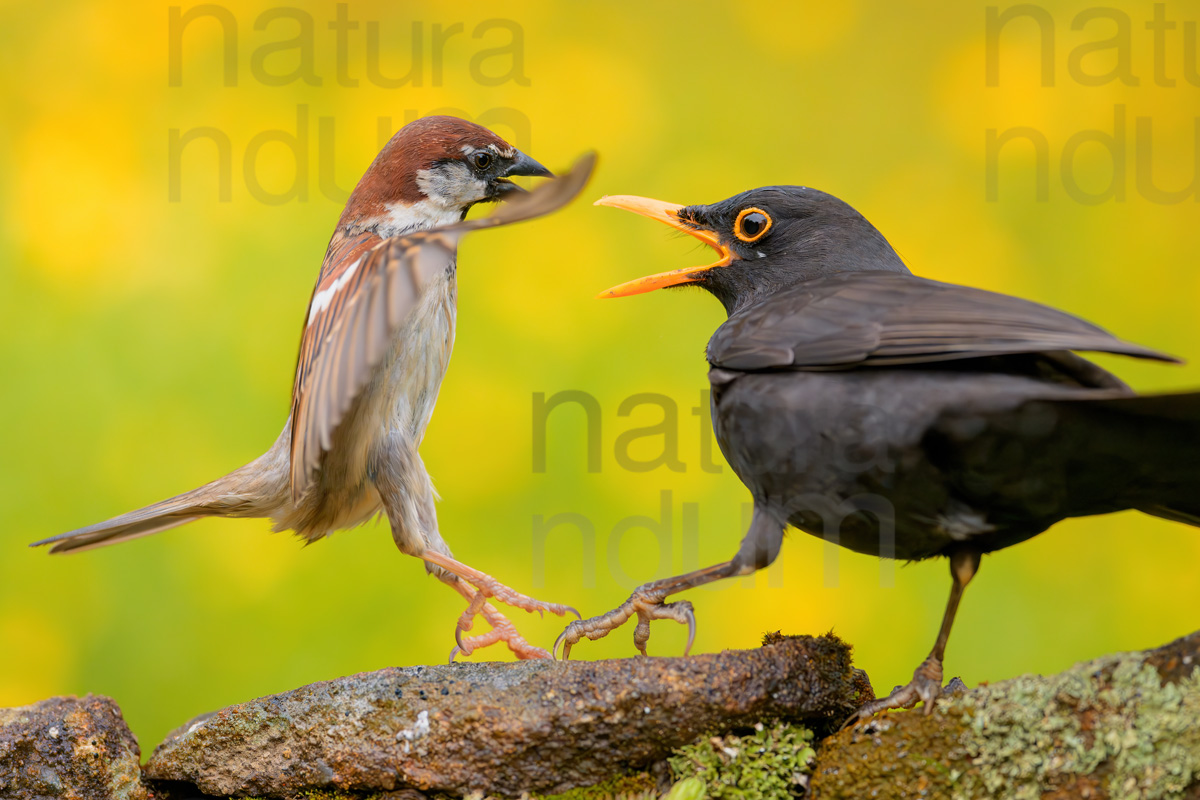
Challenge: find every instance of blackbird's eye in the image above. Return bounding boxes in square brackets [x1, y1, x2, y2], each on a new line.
[471, 151, 493, 170]
[734, 208, 772, 243]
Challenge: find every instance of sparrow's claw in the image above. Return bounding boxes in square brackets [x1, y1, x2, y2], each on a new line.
[852, 655, 946, 721]
[424, 551, 574, 661]
[554, 581, 696, 660]
[449, 597, 553, 661]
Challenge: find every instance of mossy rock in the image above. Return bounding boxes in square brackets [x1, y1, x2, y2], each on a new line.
[811, 636, 1200, 800]
[535, 722, 817, 800]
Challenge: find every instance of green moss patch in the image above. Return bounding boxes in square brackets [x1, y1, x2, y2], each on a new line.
[667, 723, 816, 800]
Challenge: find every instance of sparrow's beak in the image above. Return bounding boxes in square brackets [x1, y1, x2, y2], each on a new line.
[593, 195, 732, 298]
[492, 150, 555, 197]
[505, 150, 554, 179]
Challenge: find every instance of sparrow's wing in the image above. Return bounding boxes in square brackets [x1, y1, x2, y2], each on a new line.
[707, 271, 1178, 371]
[289, 153, 596, 498]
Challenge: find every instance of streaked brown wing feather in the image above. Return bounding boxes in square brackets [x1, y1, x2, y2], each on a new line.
[708, 271, 1179, 371]
[288, 152, 596, 499]
[289, 234, 439, 499]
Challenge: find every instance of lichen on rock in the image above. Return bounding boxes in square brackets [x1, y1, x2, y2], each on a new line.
[811, 630, 1200, 800]
[959, 654, 1199, 799]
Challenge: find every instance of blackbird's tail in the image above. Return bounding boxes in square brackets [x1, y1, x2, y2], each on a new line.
[1065, 391, 1200, 526]
[1105, 391, 1200, 526]
[1144, 504, 1200, 527]
[931, 388, 1200, 528]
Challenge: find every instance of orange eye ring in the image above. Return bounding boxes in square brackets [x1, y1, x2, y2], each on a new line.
[734, 207, 772, 243]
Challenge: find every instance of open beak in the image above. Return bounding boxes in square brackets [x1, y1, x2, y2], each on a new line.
[593, 195, 732, 298]
[493, 150, 555, 196]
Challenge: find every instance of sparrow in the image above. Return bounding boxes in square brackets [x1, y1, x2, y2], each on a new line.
[34, 116, 596, 661]
[558, 187, 1200, 716]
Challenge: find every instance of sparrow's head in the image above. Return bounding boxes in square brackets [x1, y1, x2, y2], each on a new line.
[341, 115, 552, 235]
[596, 187, 908, 315]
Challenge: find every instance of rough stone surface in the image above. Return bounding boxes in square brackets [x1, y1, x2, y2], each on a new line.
[143, 634, 870, 798]
[811, 630, 1200, 800]
[0, 694, 147, 800]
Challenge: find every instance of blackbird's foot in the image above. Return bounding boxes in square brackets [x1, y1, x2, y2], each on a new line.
[853, 655, 947, 721]
[554, 562, 738, 659]
[554, 581, 696, 660]
[424, 551, 579, 662]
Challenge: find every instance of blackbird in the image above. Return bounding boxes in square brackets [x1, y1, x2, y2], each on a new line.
[558, 187, 1200, 717]
[34, 117, 594, 660]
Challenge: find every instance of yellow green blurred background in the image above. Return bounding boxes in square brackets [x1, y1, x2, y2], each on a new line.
[2, 0, 1198, 751]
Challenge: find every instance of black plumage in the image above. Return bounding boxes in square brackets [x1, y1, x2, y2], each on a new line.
[559, 186, 1200, 718]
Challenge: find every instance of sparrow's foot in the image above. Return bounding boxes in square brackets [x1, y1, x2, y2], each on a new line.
[853, 655, 946, 721]
[554, 579, 696, 660]
[449, 594, 554, 661]
[423, 551, 578, 661]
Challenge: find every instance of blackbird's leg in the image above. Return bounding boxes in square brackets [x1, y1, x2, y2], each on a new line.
[555, 508, 785, 660]
[855, 548, 982, 719]
[423, 551, 581, 661]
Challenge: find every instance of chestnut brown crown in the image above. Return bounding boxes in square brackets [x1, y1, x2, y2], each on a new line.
[339, 115, 551, 234]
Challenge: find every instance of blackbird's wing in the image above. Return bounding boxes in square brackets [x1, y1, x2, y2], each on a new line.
[289, 153, 596, 499]
[707, 271, 1179, 371]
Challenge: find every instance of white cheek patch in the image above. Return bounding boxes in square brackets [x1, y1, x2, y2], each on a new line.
[375, 200, 462, 238]
[308, 256, 363, 324]
[416, 163, 488, 209]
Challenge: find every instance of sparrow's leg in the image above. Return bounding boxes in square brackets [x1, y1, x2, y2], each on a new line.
[373, 434, 575, 661]
[854, 548, 981, 720]
[554, 560, 743, 660]
[422, 550, 580, 661]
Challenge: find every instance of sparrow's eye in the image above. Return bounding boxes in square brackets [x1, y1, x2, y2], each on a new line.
[471, 151, 493, 170]
[734, 208, 772, 243]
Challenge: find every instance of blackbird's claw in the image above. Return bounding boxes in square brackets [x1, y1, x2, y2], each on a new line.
[554, 562, 738, 660]
[553, 628, 570, 662]
[554, 583, 696, 660]
[854, 655, 946, 720]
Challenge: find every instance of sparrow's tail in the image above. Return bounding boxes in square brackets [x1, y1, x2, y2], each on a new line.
[30, 455, 280, 554]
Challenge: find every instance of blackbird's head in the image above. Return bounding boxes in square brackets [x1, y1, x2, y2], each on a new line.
[341, 115, 552, 236]
[596, 186, 908, 315]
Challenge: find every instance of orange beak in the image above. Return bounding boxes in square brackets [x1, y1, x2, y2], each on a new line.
[594, 195, 732, 298]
